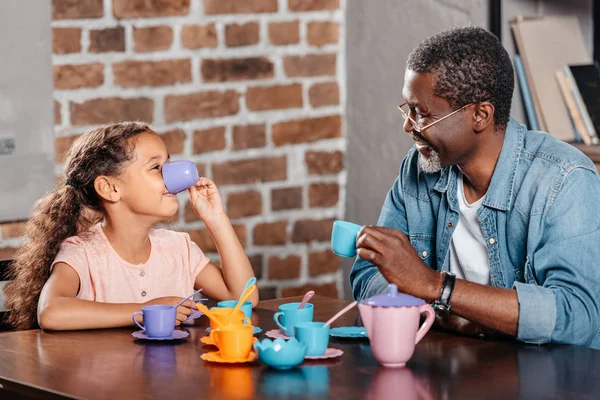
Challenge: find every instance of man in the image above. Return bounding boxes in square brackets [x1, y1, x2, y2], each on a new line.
[350, 26, 600, 348]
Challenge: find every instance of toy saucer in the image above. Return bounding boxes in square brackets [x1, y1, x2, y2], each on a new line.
[132, 330, 189, 341]
[330, 326, 368, 338]
[201, 350, 258, 364]
[265, 329, 290, 340]
[305, 348, 343, 360]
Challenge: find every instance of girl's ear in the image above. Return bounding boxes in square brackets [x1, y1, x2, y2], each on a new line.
[94, 176, 121, 202]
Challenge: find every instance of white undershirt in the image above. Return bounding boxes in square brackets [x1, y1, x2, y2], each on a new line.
[448, 173, 490, 285]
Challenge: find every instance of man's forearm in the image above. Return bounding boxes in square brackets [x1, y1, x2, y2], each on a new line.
[424, 277, 519, 337]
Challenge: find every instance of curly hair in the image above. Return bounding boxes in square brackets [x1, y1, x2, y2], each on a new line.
[4, 121, 153, 330]
[407, 26, 514, 128]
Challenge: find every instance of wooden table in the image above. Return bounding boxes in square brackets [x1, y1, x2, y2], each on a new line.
[0, 296, 599, 399]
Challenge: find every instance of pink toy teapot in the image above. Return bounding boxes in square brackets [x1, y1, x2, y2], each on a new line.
[358, 284, 435, 368]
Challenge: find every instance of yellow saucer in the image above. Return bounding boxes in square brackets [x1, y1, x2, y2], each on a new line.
[201, 335, 258, 346]
[201, 350, 258, 364]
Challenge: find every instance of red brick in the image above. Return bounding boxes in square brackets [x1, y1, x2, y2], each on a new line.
[192, 127, 226, 154]
[227, 191, 262, 218]
[55, 135, 81, 163]
[305, 150, 343, 175]
[133, 26, 173, 52]
[181, 24, 217, 49]
[53, 63, 104, 90]
[268, 255, 301, 280]
[70, 97, 153, 126]
[307, 21, 339, 47]
[52, 28, 81, 54]
[288, 0, 339, 11]
[52, 0, 103, 20]
[1, 221, 26, 239]
[268, 21, 299, 45]
[159, 129, 185, 155]
[225, 22, 259, 47]
[271, 187, 302, 211]
[186, 225, 246, 252]
[232, 124, 266, 150]
[254, 221, 287, 246]
[248, 254, 264, 280]
[282, 282, 338, 298]
[204, 0, 277, 14]
[165, 91, 239, 123]
[309, 250, 339, 276]
[246, 84, 302, 111]
[113, 59, 191, 88]
[89, 27, 125, 53]
[202, 57, 274, 83]
[213, 157, 286, 185]
[283, 54, 336, 77]
[309, 183, 339, 207]
[113, 0, 190, 18]
[292, 219, 334, 243]
[54, 100, 62, 125]
[0, 247, 17, 260]
[309, 82, 339, 107]
[273, 115, 341, 146]
[259, 287, 277, 300]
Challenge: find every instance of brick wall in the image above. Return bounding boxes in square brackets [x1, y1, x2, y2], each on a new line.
[0, 0, 346, 300]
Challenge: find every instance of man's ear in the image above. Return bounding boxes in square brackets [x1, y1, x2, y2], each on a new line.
[473, 101, 495, 132]
[94, 176, 120, 203]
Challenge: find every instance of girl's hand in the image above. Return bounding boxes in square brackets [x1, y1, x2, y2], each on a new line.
[189, 177, 225, 221]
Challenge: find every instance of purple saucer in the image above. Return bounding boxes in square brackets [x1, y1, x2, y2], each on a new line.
[132, 330, 190, 341]
[184, 308, 204, 323]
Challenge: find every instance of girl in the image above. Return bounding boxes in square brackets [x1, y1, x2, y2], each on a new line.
[4, 121, 258, 331]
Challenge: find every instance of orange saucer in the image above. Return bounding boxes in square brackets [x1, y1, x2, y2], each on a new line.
[201, 350, 258, 364]
[201, 336, 258, 346]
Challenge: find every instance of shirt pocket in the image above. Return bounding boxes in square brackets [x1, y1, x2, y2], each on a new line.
[409, 234, 435, 267]
[524, 256, 539, 285]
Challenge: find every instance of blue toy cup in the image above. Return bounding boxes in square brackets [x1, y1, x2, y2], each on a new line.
[295, 321, 330, 357]
[331, 220, 362, 258]
[132, 305, 176, 338]
[162, 160, 199, 194]
[217, 300, 253, 320]
[273, 302, 314, 337]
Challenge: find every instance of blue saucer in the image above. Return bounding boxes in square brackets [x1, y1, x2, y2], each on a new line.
[205, 326, 262, 334]
[132, 330, 190, 340]
[330, 326, 368, 338]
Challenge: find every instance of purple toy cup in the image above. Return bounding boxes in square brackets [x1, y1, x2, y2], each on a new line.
[162, 160, 199, 194]
[132, 305, 176, 338]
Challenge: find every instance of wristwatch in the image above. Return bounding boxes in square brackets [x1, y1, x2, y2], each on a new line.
[432, 271, 456, 314]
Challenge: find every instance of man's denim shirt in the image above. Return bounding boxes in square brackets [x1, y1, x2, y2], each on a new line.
[350, 119, 600, 349]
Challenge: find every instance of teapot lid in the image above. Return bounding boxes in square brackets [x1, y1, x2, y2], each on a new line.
[361, 284, 425, 307]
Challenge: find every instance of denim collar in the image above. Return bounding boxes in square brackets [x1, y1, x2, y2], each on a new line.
[433, 118, 525, 211]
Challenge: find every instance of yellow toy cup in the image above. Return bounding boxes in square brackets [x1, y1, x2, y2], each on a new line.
[215, 324, 254, 360]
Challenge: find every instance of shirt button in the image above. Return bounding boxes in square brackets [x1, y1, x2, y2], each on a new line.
[141, 291, 147, 297]
[421, 251, 428, 258]
[447, 222, 453, 228]
[489, 238, 496, 245]
[139, 271, 145, 277]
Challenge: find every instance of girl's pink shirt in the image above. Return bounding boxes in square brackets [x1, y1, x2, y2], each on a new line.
[52, 223, 210, 303]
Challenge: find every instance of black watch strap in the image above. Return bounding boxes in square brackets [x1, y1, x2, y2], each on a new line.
[433, 271, 456, 313]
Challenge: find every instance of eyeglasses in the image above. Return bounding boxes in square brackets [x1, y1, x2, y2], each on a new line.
[397, 101, 488, 133]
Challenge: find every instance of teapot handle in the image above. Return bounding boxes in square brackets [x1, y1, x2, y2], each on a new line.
[414, 304, 435, 345]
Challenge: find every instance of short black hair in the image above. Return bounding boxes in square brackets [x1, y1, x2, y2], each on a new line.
[407, 26, 514, 128]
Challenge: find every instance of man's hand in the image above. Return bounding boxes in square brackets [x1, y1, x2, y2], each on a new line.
[356, 226, 439, 300]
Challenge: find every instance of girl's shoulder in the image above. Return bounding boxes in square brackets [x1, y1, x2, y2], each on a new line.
[57, 223, 109, 258]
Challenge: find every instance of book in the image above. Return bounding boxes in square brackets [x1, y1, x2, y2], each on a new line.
[567, 63, 600, 145]
[514, 54, 539, 130]
[556, 70, 590, 144]
[511, 16, 591, 141]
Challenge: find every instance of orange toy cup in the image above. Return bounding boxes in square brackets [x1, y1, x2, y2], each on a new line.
[208, 308, 252, 348]
[215, 325, 254, 360]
